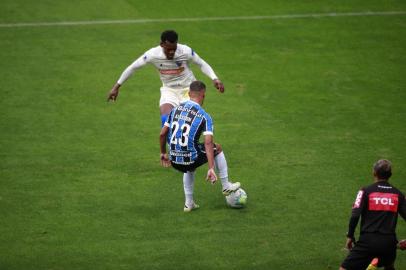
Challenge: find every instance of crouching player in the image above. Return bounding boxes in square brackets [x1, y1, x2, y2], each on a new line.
[159, 81, 241, 212]
[340, 159, 406, 270]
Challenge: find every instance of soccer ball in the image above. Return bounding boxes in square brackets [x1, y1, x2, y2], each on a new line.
[226, 188, 247, 208]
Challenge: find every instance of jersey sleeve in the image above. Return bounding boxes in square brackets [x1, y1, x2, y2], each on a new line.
[117, 49, 151, 85]
[186, 46, 218, 80]
[202, 113, 214, 136]
[399, 193, 406, 221]
[351, 189, 366, 217]
[347, 189, 366, 239]
[164, 109, 174, 128]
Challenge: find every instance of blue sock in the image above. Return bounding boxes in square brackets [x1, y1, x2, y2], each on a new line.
[161, 114, 168, 127]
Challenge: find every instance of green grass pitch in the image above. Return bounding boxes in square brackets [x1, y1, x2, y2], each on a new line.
[1, 1, 406, 269]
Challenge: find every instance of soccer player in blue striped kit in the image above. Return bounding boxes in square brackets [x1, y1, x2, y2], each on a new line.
[159, 81, 241, 212]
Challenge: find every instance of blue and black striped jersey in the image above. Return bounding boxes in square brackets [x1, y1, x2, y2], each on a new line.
[164, 100, 213, 165]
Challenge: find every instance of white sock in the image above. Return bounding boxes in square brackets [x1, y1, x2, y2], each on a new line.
[183, 171, 195, 206]
[214, 152, 230, 189]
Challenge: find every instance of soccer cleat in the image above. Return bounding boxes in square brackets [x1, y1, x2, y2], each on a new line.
[222, 182, 241, 195]
[184, 202, 200, 212]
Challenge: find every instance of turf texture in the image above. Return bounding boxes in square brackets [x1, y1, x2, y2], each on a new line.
[1, 1, 406, 269]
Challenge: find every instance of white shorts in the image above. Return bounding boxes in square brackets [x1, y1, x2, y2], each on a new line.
[159, 86, 190, 107]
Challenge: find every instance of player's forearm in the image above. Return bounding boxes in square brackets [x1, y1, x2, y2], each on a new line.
[117, 66, 136, 85]
[200, 60, 218, 80]
[192, 53, 218, 80]
[347, 216, 360, 239]
[117, 56, 147, 85]
[159, 127, 169, 154]
[159, 135, 167, 154]
[199, 59, 218, 80]
[206, 148, 215, 169]
[112, 83, 121, 91]
[399, 200, 406, 221]
[204, 140, 215, 169]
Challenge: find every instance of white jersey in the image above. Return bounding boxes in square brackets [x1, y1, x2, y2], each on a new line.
[117, 43, 218, 89]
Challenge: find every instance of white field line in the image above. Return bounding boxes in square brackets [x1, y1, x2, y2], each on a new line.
[0, 11, 405, 28]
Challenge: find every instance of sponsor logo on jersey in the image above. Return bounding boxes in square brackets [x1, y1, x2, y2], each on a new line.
[378, 185, 393, 189]
[159, 67, 185, 75]
[353, 190, 364, 209]
[176, 61, 182, 67]
[174, 114, 192, 122]
[368, 192, 399, 212]
[170, 151, 191, 157]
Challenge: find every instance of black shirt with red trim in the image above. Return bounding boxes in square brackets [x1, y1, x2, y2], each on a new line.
[347, 180, 406, 239]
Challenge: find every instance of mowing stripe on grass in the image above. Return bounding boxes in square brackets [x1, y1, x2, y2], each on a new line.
[0, 11, 405, 28]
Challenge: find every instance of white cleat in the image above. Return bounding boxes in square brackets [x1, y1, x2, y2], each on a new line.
[184, 202, 200, 212]
[222, 182, 241, 195]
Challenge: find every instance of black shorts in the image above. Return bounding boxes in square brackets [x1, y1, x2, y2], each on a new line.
[341, 233, 397, 270]
[171, 144, 218, 173]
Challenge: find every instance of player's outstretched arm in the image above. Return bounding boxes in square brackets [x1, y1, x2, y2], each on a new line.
[107, 52, 149, 102]
[107, 83, 121, 102]
[191, 51, 224, 93]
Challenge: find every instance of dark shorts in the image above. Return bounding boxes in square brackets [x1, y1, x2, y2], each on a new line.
[341, 233, 397, 270]
[171, 144, 218, 173]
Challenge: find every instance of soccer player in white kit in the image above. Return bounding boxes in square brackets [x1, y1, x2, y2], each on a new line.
[107, 30, 225, 126]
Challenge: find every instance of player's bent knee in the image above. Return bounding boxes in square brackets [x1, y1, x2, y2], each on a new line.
[160, 103, 174, 115]
[215, 143, 222, 153]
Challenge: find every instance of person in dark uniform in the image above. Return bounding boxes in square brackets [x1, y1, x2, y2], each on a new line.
[159, 81, 241, 212]
[340, 159, 406, 270]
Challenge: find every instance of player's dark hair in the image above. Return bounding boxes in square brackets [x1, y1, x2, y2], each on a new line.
[190, 81, 206, 92]
[161, 30, 178, 43]
[373, 159, 392, 180]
